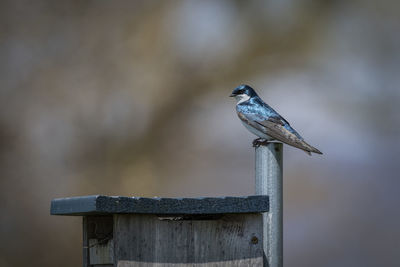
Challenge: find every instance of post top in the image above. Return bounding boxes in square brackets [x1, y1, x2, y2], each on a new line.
[50, 195, 269, 216]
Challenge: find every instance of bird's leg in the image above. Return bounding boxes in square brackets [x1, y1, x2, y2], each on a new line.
[252, 138, 269, 147]
[252, 138, 262, 147]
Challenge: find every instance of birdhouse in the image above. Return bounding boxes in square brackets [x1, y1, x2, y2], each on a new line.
[51, 142, 283, 267]
[51, 194, 269, 266]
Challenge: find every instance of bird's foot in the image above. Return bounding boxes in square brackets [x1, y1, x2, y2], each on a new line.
[252, 138, 269, 147]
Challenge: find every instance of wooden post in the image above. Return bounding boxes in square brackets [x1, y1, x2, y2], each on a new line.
[255, 143, 283, 267]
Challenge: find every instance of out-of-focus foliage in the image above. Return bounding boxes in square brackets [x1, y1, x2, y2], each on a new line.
[1, 0, 399, 266]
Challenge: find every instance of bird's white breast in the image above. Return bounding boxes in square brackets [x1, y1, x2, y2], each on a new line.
[241, 121, 273, 140]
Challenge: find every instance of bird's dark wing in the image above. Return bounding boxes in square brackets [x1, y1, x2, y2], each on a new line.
[265, 116, 286, 126]
[238, 112, 322, 155]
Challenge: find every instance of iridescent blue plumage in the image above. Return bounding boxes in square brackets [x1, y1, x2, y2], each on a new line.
[237, 96, 303, 140]
[230, 84, 322, 155]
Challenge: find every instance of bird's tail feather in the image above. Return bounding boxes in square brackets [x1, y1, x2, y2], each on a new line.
[301, 141, 323, 155]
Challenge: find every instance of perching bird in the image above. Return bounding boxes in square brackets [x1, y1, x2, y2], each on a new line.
[230, 84, 322, 155]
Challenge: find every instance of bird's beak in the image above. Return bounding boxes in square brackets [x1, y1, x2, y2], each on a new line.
[229, 93, 236, 97]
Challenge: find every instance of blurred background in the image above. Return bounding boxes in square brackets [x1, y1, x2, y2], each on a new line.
[1, 0, 399, 266]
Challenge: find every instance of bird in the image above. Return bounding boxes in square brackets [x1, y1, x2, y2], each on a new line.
[230, 84, 322, 155]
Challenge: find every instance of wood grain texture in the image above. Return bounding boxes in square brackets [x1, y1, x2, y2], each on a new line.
[113, 214, 263, 266]
[117, 258, 263, 267]
[83, 216, 114, 266]
[83, 217, 90, 267]
[89, 238, 114, 265]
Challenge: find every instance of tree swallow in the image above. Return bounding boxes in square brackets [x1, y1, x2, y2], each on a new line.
[230, 84, 322, 155]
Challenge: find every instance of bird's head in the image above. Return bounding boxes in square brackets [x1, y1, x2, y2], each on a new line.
[230, 84, 258, 103]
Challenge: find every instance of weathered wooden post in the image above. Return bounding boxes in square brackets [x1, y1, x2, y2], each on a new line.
[255, 143, 283, 267]
[51, 195, 269, 266]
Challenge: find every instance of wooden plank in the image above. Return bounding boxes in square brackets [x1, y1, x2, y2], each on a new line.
[117, 258, 263, 267]
[83, 217, 90, 267]
[83, 216, 114, 266]
[51, 195, 269, 216]
[113, 214, 263, 266]
[89, 238, 114, 265]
